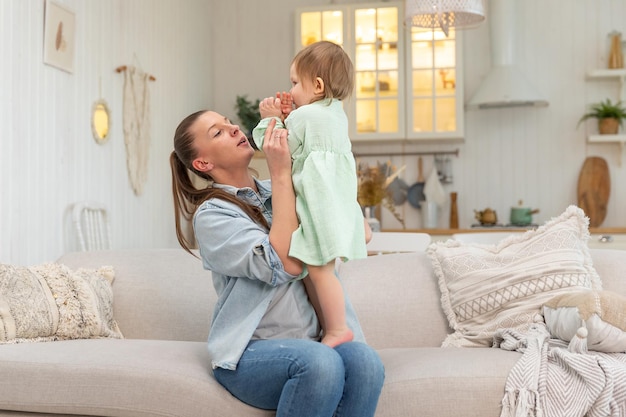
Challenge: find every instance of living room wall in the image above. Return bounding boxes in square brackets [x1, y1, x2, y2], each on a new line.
[0, 0, 211, 265]
[2, 0, 625, 266]
[210, 0, 626, 231]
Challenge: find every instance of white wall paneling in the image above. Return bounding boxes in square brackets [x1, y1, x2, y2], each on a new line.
[1, 0, 211, 265]
[2, 0, 626, 265]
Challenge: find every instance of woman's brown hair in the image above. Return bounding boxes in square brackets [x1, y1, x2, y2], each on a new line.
[292, 40, 355, 102]
[171, 111, 269, 255]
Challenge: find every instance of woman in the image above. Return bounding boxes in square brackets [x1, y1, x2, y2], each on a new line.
[170, 110, 384, 417]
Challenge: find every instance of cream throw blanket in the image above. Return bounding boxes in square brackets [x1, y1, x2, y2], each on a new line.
[494, 324, 626, 417]
[122, 65, 151, 196]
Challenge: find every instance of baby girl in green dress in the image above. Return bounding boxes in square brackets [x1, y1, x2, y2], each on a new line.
[253, 41, 369, 347]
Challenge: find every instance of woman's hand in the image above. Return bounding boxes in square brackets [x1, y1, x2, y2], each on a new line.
[263, 119, 303, 276]
[263, 119, 291, 180]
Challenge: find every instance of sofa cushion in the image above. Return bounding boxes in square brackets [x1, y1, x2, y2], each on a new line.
[337, 251, 450, 349]
[428, 205, 601, 348]
[0, 339, 270, 417]
[543, 290, 626, 352]
[0, 338, 520, 417]
[376, 347, 521, 417]
[57, 249, 214, 342]
[0, 263, 122, 343]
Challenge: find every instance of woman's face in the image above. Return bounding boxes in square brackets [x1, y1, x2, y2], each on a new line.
[190, 111, 254, 174]
[289, 63, 321, 108]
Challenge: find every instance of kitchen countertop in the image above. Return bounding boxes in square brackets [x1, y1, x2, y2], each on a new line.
[382, 227, 626, 235]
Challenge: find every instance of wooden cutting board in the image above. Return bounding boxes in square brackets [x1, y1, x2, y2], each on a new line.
[577, 156, 611, 227]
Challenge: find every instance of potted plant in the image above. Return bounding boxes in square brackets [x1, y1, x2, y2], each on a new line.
[235, 95, 261, 141]
[577, 98, 626, 134]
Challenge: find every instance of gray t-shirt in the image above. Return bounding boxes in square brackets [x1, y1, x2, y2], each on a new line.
[252, 280, 321, 341]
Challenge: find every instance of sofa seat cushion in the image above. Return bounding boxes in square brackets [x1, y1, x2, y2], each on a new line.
[0, 339, 272, 417]
[377, 347, 521, 417]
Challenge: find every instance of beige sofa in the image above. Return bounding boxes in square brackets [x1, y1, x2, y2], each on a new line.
[1, 246, 625, 417]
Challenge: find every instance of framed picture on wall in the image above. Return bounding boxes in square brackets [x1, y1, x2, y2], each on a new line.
[43, 0, 75, 73]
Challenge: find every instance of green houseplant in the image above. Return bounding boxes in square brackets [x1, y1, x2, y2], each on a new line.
[235, 95, 261, 140]
[577, 98, 626, 134]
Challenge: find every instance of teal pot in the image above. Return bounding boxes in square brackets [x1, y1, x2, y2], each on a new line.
[510, 207, 539, 226]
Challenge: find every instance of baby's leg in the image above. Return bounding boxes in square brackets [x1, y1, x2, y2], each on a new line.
[305, 262, 353, 348]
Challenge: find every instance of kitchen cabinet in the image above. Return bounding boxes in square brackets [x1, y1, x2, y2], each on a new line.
[585, 69, 626, 149]
[295, 2, 464, 142]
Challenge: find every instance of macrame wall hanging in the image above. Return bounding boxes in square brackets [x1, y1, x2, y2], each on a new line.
[115, 63, 156, 195]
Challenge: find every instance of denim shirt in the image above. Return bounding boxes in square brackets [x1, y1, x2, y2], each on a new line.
[194, 178, 365, 370]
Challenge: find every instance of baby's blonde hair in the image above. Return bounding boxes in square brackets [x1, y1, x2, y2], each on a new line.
[292, 41, 354, 101]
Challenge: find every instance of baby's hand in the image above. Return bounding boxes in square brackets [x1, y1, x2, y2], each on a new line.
[259, 96, 283, 119]
[276, 91, 294, 118]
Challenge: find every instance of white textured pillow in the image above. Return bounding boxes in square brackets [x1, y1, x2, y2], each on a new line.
[0, 263, 123, 343]
[428, 205, 601, 348]
[544, 290, 626, 353]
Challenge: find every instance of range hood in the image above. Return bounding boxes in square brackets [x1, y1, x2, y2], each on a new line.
[466, 0, 548, 109]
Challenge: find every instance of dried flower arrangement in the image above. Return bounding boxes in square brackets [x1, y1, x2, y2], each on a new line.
[356, 161, 406, 228]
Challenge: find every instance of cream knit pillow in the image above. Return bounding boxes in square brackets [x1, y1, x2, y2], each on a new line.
[428, 205, 601, 348]
[0, 263, 123, 343]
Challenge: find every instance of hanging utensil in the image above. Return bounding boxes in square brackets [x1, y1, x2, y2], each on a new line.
[407, 156, 426, 209]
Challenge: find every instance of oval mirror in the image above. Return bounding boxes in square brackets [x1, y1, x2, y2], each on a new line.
[91, 99, 111, 144]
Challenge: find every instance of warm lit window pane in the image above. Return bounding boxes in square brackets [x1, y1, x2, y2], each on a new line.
[377, 7, 398, 43]
[357, 100, 377, 133]
[379, 99, 398, 133]
[434, 39, 456, 68]
[355, 44, 376, 71]
[322, 11, 343, 44]
[413, 99, 433, 132]
[434, 68, 456, 95]
[378, 71, 398, 96]
[435, 98, 456, 131]
[411, 27, 434, 41]
[412, 69, 433, 96]
[411, 41, 433, 69]
[301, 12, 321, 47]
[356, 71, 377, 98]
[355, 8, 377, 43]
[378, 43, 398, 71]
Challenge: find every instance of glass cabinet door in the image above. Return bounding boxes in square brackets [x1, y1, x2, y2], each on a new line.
[407, 27, 464, 140]
[298, 9, 345, 48]
[352, 6, 404, 140]
[296, 2, 463, 142]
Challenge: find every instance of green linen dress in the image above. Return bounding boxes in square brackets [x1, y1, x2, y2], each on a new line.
[253, 99, 366, 266]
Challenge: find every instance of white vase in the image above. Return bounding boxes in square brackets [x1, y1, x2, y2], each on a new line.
[364, 206, 381, 232]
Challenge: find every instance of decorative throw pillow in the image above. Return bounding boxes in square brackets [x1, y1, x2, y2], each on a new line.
[543, 290, 626, 353]
[427, 205, 601, 348]
[0, 263, 123, 343]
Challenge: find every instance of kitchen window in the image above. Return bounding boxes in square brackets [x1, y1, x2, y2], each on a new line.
[296, 2, 464, 142]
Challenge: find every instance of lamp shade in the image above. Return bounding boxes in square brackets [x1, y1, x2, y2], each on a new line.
[405, 0, 485, 36]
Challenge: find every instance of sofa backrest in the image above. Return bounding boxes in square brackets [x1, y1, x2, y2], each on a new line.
[56, 248, 626, 348]
[338, 251, 449, 349]
[338, 248, 626, 350]
[58, 249, 214, 342]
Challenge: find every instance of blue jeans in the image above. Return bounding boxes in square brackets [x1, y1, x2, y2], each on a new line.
[213, 339, 384, 417]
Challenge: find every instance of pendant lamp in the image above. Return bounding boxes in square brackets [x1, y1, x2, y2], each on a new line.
[405, 0, 485, 37]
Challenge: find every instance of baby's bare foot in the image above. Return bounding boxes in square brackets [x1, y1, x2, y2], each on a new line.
[321, 328, 354, 348]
